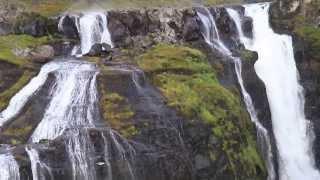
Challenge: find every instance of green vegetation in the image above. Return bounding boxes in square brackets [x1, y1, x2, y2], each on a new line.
[99, 85, 137, 138]
[0, 70, 35, 111]
[2, 125, 33, 144]
[0, 35, 50, 66]
[138, 44, 265, 178]
[4, 0, 245, 15]
[7, 0, 74, 17]
[295, 26, 320, 60]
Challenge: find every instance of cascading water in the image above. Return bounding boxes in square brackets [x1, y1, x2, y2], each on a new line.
[226, 7, 276, 180]
[241, 3, 320, 180]
[196, 8, 230, 55]
[197, 6, 275, 180]
[26, 146, 53, 180]
[59, 11, 113, 56]
[0, 151, 20, 180]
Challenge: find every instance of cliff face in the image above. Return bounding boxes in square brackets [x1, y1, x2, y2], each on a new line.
[0, 2, 285, 180]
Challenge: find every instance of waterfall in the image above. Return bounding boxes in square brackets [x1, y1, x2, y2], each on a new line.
[196, 8, 231, 55]
[0, 152, 20, 180]
[30, 60, 99, 142]
[226, 8, 276, 180]
[26, 146, 53, 180]
[59, 11, 113, 56]
[197, 6, 275, 179]
[0, 63, 63, 126]
[241, 3, 320, 180]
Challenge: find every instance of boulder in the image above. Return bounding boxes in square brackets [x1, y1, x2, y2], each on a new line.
[29, 45, 55, 63]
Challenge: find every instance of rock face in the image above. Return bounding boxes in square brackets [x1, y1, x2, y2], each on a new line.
[0, 3, 274, 180]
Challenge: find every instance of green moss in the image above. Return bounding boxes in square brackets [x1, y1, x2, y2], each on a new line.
[0, 35, 50, 66]
[2, 125, 33, 145]
[138, 44, 265, 178]
[99, 87, 137, 138]
[204, 0, 242, 5]
[295, 26, 320, 60]
[0, 70, 35, 111]
[240, 49, 258, 62]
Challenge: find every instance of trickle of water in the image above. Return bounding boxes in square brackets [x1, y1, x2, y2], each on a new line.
[197, 7, 231, 55]
[26, 146, 53, 180]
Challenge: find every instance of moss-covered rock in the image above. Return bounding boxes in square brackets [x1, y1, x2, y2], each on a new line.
[295, 26, 320, 60]
[99, 83, 137, 138]
[0, 35, 52, 66]
[138, 44, 266, 179]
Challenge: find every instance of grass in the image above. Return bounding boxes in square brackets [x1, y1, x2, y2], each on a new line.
[0, 35, 50, 66]
[99, 84, 137, 138]
[138, 44, 266, 178]
[3, 0, 246, 16]
[0, 70, 35, 111]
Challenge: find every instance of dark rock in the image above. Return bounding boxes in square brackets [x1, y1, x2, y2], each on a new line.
[0, 22, 12, 35]
[87, 43, 103, 56]
[102, 43, 112, 53]
[58, 15, 79, 39]
[0, 62, 23, 94]
[107, 16, 129, 47]
[195, 154, 211, 170]
[14, 12, 57, 37]
[242, 16, 253, 38]
[182, 15, 201, 41]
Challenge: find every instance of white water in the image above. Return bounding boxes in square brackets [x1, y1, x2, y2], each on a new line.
[77, 12, 113, 55]
[0, 64, 64, 126]
[30, 60, 98, 142]
[0, 152, 20, 180]
[197, 7, 231, 54]
[226, 8, 276, 180]
[197, 6, 275, 179]
[26, 147, 53, 180]
[242, 3, 320, 180]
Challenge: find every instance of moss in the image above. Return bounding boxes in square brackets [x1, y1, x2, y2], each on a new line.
[2, 125, 33, 145]
[138, 44, 266, 178]
[0, 35, 50, 66]
[99, 85, 137, 138]
[17, 0, 73, 17]
[295, 26, 320, 60]
[240, 49, 258, 62]
[0, 70, 35, 111]
[204, 0, 242, 6]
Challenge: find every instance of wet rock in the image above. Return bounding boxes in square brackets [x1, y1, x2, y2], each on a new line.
[242, 16, 253, 38]
[195, 154, 211, 170]
[182, 14, 201, 41]
[0, 22, 12, 35]
[108, 16, 129, 47]
[29, 45, 55, 63]
[58, 15, 79, 39]
[87, 43, 103, 56]
[14, 12, 57, 37]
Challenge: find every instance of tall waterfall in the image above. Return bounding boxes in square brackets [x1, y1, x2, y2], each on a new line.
[197, 6, 275, 180]
[226, 7, 276, 180]
[241, 3, 320, 180]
